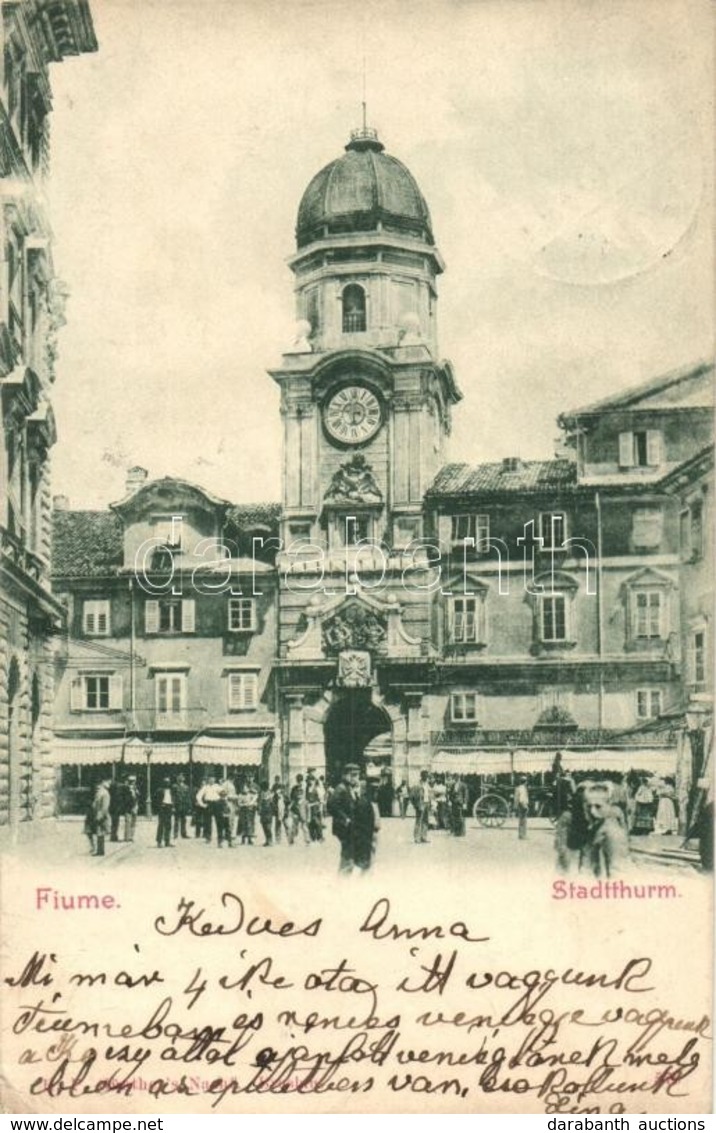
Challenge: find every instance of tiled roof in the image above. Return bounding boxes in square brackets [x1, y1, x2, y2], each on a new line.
[426, 460, 577, 498]
[227, 502, 281, 530]
[52, 511, 123, 578]
[52, 502, 283, 579]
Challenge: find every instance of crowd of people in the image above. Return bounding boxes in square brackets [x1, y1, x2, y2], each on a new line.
[85, 770, 347, 856]
[81, 754, 712, 875]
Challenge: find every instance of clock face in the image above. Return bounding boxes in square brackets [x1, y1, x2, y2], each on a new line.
[323, 385, 382, 445]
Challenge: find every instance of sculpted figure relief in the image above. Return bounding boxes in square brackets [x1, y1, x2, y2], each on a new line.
[324, 454, 383, 504]
[322, 604, 388, 656]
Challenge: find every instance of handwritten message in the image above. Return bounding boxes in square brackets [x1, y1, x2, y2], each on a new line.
[2, 884, 711, 1115]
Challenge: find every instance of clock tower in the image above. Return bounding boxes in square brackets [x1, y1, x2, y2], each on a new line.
[269, 125, 462, 784]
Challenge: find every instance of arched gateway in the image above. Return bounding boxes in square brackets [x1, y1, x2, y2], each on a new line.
[324, 690, 392, 784]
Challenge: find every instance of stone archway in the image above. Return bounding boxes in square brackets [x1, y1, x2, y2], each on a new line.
[323, 690, 392, 785]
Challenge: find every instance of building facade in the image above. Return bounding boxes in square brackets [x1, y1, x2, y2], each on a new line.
[52, 472, 280, 811]
[661, 442, 714, 830]
[269, 128, 712, 789]
[0, 0, 96, 836]
[50, 124, 713, 804]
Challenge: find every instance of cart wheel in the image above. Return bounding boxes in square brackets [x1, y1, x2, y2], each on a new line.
[473, 793, 508, 828]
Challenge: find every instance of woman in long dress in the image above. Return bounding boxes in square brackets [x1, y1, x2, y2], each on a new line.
[655, 777, 677, 835]
[631, 775, 655, 835]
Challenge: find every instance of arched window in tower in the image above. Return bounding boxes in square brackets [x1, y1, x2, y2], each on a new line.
[342, 283, 367, 333]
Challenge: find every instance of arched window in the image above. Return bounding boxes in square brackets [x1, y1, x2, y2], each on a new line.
[342, 283, 366, 333]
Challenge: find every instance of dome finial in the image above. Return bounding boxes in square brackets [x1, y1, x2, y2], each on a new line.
[346, 125, 384, 153]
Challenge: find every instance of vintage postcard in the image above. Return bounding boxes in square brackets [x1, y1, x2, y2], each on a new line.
[0, 0, 713, 1117]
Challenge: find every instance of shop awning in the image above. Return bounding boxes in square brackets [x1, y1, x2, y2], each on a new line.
[431, 748, 678, 776]
[54, 739, 124, 765]
[55, 738, 191, 765]
[192, 736, 272, 766]
[124, 742, 190, 765]
[556, 749, 678, 775]
[432, 750, 512, 775]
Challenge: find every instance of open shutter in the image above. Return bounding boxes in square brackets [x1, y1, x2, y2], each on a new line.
[70, 676, 84, 712]
[182, 599, 196, 633]
[246, 673, 258, 708]
[631, 593, 642, 637]
[646, 430, 663, 466]
[660, 591, 670, 638]
[480, 593, 488, 644]
[145, 600, 159, 634]
[109, 674, 123, 710]
[228, 673, 241, 710]
[97, 603, 109, 635]
[83, 604, 94, 634]
[618, 432, 634, 467]
[447, 598, 456, 644]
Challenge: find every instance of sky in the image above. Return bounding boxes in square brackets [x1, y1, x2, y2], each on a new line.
[47, 0, 714, 509]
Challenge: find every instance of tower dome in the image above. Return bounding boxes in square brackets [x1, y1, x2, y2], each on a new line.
[296, 127, 435, 249]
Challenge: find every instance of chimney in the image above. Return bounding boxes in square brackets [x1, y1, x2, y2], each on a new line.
[502, 457, 523, 473]
[53, 494, 70, 511]
[125, 466, 148, 494]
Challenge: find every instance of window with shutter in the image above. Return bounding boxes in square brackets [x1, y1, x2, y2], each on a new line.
[228, 672, 259, 711]
[181, 599, 196, 633]
[646, 431, 663, 466]
[145, 600, 160, 634]
[618, 432, 634, 467]
[451, 514, 475, 543]
[109, 674, 123, 710]
[84, 675, 110, 711]
[155, 673, 186, 715]
[70, 676, 83, 712]
[83, 600, 110, 636]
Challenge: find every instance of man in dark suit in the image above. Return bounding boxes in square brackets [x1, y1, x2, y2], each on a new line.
[153, 777, 175, 848]
[328, 763, 378, 874]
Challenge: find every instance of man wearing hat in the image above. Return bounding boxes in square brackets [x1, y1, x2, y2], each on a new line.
[328, 763, 378, 874]
[513, 775, 530, 840]
[122, 774, 140, 843]
[153, 776, 175, 848]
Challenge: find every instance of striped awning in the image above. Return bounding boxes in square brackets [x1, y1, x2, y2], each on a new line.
[125, 742, 189, 765]
[55, 739, 190, 765]
[431, 748, 678, 776]
[432, 750, 512, 775]
[192, 736, 272, 766]
[54, 738, 124, 765]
